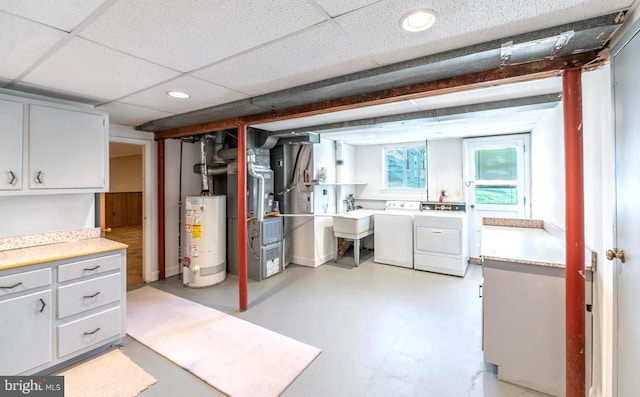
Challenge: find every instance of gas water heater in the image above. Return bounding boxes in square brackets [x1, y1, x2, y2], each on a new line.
[182, 195, 226, 288]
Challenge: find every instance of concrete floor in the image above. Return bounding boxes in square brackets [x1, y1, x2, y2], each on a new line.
[123, 252, 550, 397]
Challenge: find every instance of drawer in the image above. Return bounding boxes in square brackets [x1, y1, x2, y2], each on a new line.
[57, 273, 121, 319]
[58, 254, 120, 282]
[57, 307, 121, 358]
[0, 268, 51, 297]
[415, 226, 461, 255]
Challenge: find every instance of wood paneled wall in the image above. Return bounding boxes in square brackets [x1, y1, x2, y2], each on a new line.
[106, 192, 142, 227]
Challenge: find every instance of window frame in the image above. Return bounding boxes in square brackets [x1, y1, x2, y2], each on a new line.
[381, 141, 427, 192]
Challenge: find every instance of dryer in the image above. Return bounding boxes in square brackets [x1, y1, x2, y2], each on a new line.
[374, 200, 421, 268]
[413, 202, 469, 277]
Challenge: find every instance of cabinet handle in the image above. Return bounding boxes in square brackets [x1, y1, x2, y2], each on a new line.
[0, 282, 23, 289]
[83, 292, 100, 299]
[84, 265, 101, 271]
[39, 298, 46, 313]
[84, 328, 101, 335]
[34, 171, 44, 185]
[478, 284, 483, 298]
[8, 170, 17, 186]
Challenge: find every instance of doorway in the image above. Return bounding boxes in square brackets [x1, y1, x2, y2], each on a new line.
[463, 134, 531, 259]
[106, 142, 145, 286]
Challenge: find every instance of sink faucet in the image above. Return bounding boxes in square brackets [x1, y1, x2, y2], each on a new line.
[344, 194, 355, 212]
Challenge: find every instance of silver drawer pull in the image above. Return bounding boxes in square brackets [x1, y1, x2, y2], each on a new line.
[1, 282, 23, 289]
[432, 230, 443, 235]
[34, 171, 44, 185]
[84, 265, 101, 271]
[83, 292, 101, 299]
[39, 298, 46, 313]
[9, 170, 17, 186]
[83, 328, 101, 335]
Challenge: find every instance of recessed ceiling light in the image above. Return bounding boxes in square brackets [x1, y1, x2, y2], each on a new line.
[401, 9, 437, 32]
[167, 90, 190, 99]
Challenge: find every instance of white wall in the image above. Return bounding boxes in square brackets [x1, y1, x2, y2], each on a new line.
[290, 138, 336, 267]
[428, 138, 464, 202]
[531, 104, 565, 228]
[0, 194, 95, 238]
[164, 139, 202, 277]
[354, 139, 462, 203]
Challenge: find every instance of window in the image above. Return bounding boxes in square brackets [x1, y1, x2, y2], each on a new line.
[383, 144, 426, 190]
[473, 146, 518, 205]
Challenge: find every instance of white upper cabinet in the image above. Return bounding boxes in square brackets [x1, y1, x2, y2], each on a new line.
[0, 93, 108, 195]
[0, 99, 24, 191]
[29, 105, 107, 190]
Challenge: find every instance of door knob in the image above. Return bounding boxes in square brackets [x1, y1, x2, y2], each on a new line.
[606, 249, 625, 263]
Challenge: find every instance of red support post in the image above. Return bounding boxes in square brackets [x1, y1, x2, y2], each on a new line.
[237, 125, 248, 312]
[157, 138, 166, 280]
[562, 68, 585, 397]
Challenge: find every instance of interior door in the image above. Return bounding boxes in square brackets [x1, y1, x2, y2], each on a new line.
[463, 135, 530, 259]
[613, 27, 640, 396]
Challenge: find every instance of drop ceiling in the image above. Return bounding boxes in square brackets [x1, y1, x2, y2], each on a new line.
[0, 0, 634, 145]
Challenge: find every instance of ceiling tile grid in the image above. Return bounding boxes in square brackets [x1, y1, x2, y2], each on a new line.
[97, 101, 175, 126]
[79, 0, 328, 72]
[311, 0, 383, 17]
[118, 75, 248, 113]
[0, 12, 67, 80]
[0, 0, 108, 32]
[334, 0, 632, 65]
[193, 21, 377, 96]
[22, 37, 180, 101]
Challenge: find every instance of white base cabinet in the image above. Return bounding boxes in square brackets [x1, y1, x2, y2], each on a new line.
[0, 249, 126, 375]
[482, 259, 592, 396]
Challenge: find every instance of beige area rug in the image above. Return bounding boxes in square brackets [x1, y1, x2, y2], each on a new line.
[57, 348, 157, 397]
[126, 286, 321, 397]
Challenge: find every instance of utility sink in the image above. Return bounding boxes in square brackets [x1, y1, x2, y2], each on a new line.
[332, 210, 375, 237]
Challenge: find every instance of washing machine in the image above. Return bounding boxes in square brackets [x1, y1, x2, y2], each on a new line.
[374, 200, 421, 268]
[413, 202, 469, 277]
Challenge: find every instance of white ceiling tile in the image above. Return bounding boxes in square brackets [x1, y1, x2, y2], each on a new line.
[119, 76, 248, 114]
[97, 101, 175, 126]
[336, 0, 631, 65]
[194, 22, 377, 96]
[312, 0, 382, 17]
[0, 0, 108, 32]
[22, 37, 180, 100]
[412, 77, 562, 110]
[0, 13, 66, 80]
[254, 100, 420, 131]
[79, 0, 327, 72]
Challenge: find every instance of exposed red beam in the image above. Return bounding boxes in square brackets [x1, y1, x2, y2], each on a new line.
[563, 68, 585, 397]
[157, 138, 166, 280]
[237, 125, 248, 312]
[153, 50, 602, 140]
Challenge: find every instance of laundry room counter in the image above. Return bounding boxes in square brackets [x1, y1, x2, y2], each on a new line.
[480, 218, 594, 269]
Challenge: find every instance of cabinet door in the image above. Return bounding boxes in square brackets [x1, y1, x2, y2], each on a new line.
[29, 105, 107, 190]
[0, 290, 52, 375]
[0, 99, 24, 191]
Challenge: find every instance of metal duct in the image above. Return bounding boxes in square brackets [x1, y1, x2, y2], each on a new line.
[246, 149, 265, 222]
[200, 138, 209, 194]
[254, 130, 321, 150]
